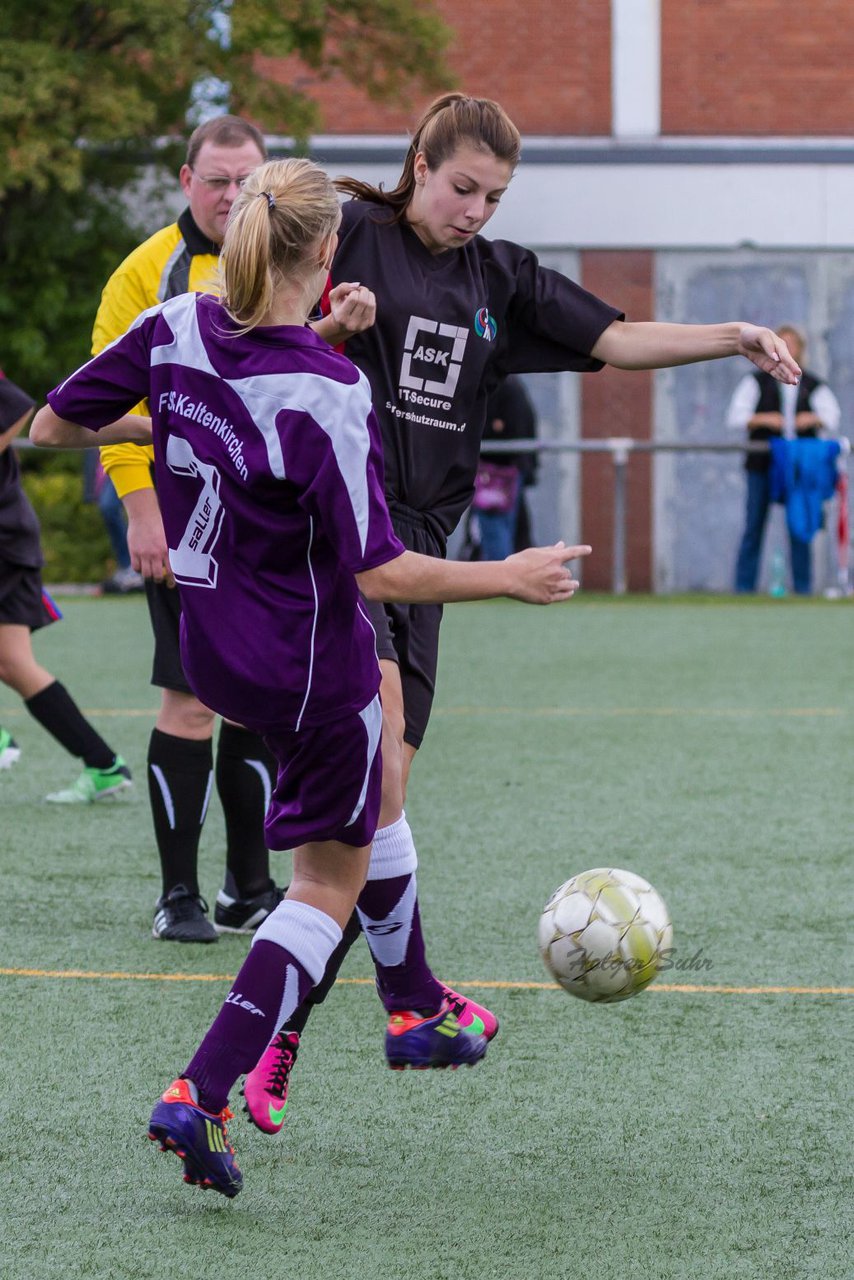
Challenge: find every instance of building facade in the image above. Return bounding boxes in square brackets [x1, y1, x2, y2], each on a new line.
[261, 0, 854, 591]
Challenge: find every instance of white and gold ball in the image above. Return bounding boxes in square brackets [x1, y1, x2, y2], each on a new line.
[538, 867, 673, 1003]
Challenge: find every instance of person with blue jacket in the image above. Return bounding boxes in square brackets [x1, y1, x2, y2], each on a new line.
[727, 324, 841, 594]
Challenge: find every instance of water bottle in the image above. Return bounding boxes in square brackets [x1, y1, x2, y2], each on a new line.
[769, 551, 787, 598]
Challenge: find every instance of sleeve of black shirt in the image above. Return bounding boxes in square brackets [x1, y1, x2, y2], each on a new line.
[0, 373, 36, 433]
[491, 242, 623, 378]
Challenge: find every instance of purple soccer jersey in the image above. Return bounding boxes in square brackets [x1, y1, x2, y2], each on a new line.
[48, 292, 405, 733]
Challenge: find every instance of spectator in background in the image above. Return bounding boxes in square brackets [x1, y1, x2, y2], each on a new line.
[473, 376, 540, 563]
[469, 374, 539, 561]
[728, 324, 840, 595]
[81, 452, 143, 593]
[0, 370, 131, 801]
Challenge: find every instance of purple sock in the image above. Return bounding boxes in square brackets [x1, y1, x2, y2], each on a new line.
[184, 900, 341, 1112]
[357, 872, 443, 1014]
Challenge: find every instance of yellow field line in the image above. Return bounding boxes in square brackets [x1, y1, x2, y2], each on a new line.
[433, 707, 847, 719]
[0, 968, 850, 995]
[1, 705, 848, 720]
[0, 708, 158, 718]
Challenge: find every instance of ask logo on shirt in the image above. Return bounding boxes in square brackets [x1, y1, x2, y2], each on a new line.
[399, 315, 469, 401]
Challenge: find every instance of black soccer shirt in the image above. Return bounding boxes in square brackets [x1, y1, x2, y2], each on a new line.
[0, 372, 40, 568]
[332, 200, 623, 538]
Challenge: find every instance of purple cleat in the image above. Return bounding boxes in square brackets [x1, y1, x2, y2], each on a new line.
[148, 1078, 242, 1198]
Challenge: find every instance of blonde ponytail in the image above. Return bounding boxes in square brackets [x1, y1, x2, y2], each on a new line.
[221, 159, 341, 333]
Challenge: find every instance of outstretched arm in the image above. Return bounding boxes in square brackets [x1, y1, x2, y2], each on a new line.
[30, 406, 152, 449]
[592, 321, 801, 384]
[357, 543, 592, 607]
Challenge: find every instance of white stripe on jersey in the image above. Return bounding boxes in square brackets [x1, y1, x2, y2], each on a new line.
[152, 294, 376, 552]
[150, 292, 219, 379]
[346, 693, 383, 827]
[157, 240, 191, 303]
[295, 516, 319, 732]
[226, 368, 375, 555]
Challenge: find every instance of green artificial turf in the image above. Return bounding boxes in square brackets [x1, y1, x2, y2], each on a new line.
[1, 595, 851, 1279]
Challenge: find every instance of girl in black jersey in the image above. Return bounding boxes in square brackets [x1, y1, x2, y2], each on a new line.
[0, 373, 132, 803]
[242, 94, 802, 1129]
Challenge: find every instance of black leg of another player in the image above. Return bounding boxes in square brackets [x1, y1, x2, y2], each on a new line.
[148, 728, 213, 896]
[25, 680, 116, 768]
[284, 909, 363, 1034]
[216, 721, 276, 899]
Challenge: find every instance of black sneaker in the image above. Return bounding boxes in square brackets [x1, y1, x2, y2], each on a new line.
[153, 885, 218, 943]
[214, 880, 283, 934]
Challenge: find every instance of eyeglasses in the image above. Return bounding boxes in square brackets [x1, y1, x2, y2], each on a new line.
[191, 171, 253, 192]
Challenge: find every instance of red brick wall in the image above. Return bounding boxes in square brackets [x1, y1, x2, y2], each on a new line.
[661, 0, 854, 135]
[580, 252, 653, 592]
[259, 0, 612, 135]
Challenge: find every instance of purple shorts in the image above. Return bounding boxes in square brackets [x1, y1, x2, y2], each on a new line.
[262, 694, 383, 850]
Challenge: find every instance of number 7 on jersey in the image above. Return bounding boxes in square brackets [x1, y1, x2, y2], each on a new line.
[165, 434, 225, 589]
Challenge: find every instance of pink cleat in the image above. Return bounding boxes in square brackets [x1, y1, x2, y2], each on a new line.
[438, 985, 500, 1042]
[241, 1031, 299, 1135]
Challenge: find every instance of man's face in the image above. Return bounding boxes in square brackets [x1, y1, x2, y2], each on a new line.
[179, 138, 266, 244]
[779, 329, 805, 365]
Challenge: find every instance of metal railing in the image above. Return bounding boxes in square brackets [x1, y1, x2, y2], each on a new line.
[15, 435, 851, 596]
[479, 437, 851, 595]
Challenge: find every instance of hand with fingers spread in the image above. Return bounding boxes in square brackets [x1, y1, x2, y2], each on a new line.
[504, 541, 592, 604]
[736, 325, 802, 384]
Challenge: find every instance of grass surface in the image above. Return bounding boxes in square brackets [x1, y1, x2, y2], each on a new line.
[2, 595, 851, 1279]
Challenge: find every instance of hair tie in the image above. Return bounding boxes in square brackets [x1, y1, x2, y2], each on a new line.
[259, 190, 275, 212]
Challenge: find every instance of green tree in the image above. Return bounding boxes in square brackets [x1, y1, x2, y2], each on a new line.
[0, 0, 452, 397]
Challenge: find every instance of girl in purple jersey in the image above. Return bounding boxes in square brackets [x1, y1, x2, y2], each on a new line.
[242, 93, 803, 1131]
[32, 157, 590, 1198]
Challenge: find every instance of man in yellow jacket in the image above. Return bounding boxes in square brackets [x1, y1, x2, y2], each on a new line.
[96, 115, 376, 941]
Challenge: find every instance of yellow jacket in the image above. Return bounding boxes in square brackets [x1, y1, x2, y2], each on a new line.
[96, 209, 220, 498]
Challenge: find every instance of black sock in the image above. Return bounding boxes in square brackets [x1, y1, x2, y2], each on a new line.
[25, 680, 115, 768]
[284, 910, 363, 1035]
[215, 722, 275, 899]
[148, 728, 213, 897]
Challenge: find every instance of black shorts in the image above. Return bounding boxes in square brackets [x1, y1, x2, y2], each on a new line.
[0, 559, 55, 631]
[365, 503, 445, 750]
[144, 577, 193, 694]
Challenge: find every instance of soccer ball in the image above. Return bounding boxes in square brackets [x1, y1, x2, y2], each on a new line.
[538, 867, 673, 1003]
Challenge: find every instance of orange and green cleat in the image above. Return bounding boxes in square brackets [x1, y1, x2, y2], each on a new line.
[385, 1004, 488, 1071]
[148, 1078, 242, 1198]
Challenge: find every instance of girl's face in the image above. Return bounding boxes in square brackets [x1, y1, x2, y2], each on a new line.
[406, 144, 514, 254]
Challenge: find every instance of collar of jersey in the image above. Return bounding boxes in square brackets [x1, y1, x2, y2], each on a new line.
[179, 207, 221, 257]
[195, 294, 320, 347]
[240, 320, 323, 348]
[400, 218, 466, 271]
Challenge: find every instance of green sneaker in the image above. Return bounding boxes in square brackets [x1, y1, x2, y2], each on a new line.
[45, 756, 132, 804]
[0, 727, 21, 770]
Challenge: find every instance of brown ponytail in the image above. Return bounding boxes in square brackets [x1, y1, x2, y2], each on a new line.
[221, 158, 340, 334]
[335, 93, 521, 219]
